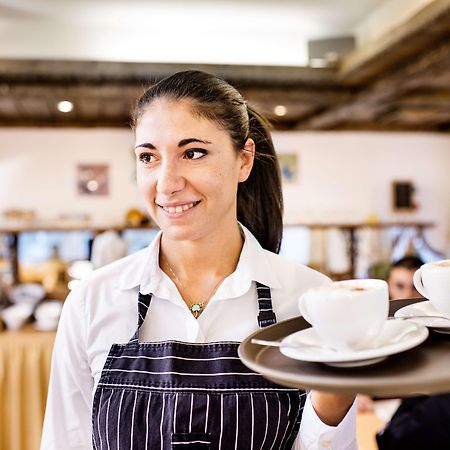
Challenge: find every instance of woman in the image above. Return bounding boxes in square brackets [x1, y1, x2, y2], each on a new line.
[41, 71, 356, 449]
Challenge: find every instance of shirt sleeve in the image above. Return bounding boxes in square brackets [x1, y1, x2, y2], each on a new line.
[40, 284, 94, 450]
[295, 393, 358, 450]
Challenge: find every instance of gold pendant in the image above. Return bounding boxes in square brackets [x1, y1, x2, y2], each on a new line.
[190, 303, 203, 317]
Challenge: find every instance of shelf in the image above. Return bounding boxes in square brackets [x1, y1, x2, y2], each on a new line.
[0, 222, 434, 284]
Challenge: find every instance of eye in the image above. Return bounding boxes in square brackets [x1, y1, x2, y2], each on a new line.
[185, 149, 207, 160]
[138, 152, 156, 164]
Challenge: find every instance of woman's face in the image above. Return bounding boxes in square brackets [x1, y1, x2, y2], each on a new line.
[134, 98, 254, 243]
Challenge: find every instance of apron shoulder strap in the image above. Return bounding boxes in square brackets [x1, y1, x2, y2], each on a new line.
[129, 292, 152, 343]
[255, 281, 277, 328]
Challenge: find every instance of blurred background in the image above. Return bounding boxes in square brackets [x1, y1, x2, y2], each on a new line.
[0, 0, 449, 449]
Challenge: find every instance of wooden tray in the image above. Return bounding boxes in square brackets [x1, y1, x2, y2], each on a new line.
[238, 298, 450, 397]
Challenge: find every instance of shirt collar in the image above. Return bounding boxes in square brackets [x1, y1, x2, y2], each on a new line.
[115, 230, 164, 293]
[115, 225, 282, 297]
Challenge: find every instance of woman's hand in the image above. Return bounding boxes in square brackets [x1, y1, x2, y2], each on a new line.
[311, 391, 355, 426]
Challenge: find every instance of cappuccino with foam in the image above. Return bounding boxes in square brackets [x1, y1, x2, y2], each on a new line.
[299, 279, 389, 351]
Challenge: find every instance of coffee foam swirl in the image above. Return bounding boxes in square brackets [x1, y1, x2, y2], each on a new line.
[305, 283, 377, 298]
[431, 261, 450, 268]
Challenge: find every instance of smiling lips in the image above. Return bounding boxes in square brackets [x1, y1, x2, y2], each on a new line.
[158, 201, 200, 214]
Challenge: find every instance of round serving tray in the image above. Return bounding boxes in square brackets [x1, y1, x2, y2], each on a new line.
[238, 298, 450, 397]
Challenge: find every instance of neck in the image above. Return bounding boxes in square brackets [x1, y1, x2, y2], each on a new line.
[160, 223, 244, 281]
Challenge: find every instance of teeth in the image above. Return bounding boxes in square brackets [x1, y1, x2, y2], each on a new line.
[162, 202, 197, 214]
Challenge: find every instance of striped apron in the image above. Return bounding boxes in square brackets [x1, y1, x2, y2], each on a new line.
[92, 282, 306, 449]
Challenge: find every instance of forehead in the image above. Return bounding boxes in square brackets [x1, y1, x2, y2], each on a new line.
[135, 98, 228, 144]
[389, 267, 415, 282]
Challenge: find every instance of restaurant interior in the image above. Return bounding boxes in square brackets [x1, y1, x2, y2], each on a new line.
[0, 0, 450, 449]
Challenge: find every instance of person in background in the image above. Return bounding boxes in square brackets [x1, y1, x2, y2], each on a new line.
[376, 255, 450, 449]
[386, 256, 423, 300]
[90, 230, 127, 269]
[41, 70, 357, 450]
[376, 393, 450, 449]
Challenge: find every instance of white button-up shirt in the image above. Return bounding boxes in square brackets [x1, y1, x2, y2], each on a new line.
[41, 226, 357, 450]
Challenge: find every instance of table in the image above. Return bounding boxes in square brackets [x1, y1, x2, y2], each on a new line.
[239, 299, 450, 397]
[0, 325, 56, 450]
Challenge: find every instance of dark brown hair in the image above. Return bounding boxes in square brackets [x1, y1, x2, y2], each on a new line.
[132, 70, 283, 253]
[387, 255, 424, 280]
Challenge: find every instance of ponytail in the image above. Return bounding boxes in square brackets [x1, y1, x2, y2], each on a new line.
[237, 106, 283, 253]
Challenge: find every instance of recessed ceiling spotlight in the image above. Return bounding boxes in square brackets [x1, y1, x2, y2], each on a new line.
[57, 100, 74, 113]
[274, 105, 287, 117]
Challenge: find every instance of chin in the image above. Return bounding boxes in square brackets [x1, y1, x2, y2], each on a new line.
[158, 223, 200, 242]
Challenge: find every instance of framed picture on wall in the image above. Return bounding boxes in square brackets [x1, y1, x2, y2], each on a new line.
[278, 153, 299, 184]
[392, 180, 416, 211]
[77, 164, 109, 196]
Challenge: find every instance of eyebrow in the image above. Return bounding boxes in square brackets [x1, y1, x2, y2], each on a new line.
[134, 137, 212, 150]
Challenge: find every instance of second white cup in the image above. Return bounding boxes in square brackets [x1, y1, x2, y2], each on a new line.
[299, 279, 389, 352]
[413, 259, 450, 317]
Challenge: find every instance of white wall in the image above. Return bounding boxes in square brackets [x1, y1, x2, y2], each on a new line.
[276, 131, 450, 254]
[0, 129, 141, 226]
[0, 128, 449, 252]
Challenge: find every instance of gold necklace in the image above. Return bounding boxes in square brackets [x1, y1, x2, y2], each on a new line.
[161, 255, 224, 318]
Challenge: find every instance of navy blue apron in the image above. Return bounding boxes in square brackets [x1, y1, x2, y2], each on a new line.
[92, 282, 306, 449]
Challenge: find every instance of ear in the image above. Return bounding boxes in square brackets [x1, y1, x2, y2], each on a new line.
[238, 138, 255, 183]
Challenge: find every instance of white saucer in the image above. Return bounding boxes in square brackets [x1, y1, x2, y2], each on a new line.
[280, 320, 429, 368]
[394, 301, 450, 334]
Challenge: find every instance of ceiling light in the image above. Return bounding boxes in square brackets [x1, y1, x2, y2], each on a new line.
[274, 105, 287, 116]
[57, 100, 74, 113]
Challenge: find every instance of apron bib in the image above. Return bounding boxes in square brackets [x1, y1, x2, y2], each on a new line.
[92, 282, 306, 449]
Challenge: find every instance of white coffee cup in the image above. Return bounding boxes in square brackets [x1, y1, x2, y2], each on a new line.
[34, 301, 63, 331]
[299, 279, 389, 352]
[1, 304, 33, 331]
[413, 260, 450, 317]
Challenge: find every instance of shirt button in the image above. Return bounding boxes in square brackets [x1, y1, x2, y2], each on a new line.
[320, 440, 332, 448]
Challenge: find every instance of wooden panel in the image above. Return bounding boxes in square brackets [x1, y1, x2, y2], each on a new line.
[0, 1, 449, 132]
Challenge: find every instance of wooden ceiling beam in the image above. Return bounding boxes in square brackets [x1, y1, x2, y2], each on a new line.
[339, 0, 450, 85]
[381, 107, 450, 125]
[0, 60, 336, 86]
[299, 39, 450, 130]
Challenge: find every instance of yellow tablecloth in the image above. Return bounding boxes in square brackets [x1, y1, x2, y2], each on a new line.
[0, 326, 55, 450]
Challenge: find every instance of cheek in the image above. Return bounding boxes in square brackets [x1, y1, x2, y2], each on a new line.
[210, 166, 239, 196]
[136, 169, 155, 196]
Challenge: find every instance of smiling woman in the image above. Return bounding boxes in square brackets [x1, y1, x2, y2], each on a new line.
[40, 71, 357, 450]
[133, 98, 256, 247]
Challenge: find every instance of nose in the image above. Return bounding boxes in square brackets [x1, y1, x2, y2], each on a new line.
[156, 159, 185, 196]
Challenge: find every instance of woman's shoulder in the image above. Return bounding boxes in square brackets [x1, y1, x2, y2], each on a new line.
[77, 247, 149, 293]
[263, 249, 330, 286]
[262, 251, 330, 321]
